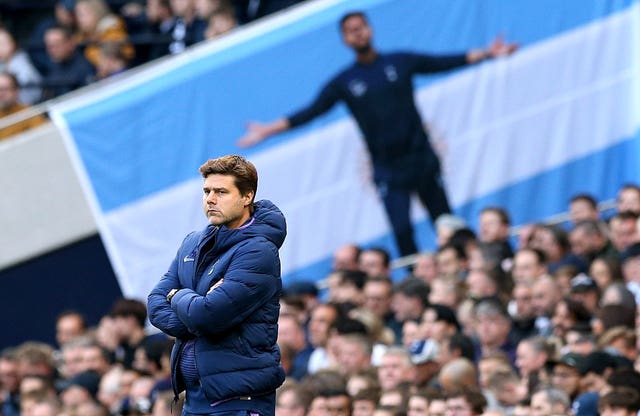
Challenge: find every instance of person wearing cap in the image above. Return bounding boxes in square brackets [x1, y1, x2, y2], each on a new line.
[569, 274, 600, 313]
[59, 370, 101, 409]
[408, 338, 440, 387]
[549, 352, 585, 401]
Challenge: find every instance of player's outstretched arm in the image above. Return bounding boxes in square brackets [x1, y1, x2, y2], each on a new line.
[237, 118, 290, 147]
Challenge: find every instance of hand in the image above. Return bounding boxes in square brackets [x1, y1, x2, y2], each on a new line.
[485, 35, 518, 58]
[237, 122, 271, 148]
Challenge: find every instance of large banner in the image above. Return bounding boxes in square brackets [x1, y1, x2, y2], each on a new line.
[50, 0, 640, 299]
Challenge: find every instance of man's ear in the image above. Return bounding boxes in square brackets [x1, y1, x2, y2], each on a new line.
[244, 192, 254, 207]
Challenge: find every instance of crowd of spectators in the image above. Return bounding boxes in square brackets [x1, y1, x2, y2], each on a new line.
[2, 183, 640, 416]
[0, 0, 308, 140]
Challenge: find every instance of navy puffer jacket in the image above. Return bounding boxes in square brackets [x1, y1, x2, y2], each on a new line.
[148, 200, 286, 404]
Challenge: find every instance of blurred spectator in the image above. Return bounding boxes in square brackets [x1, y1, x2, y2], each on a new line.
[569, 193, 600, 225]
[609, 211, 639, 253]
[0, 349, 20, 416]
[307, 303, 339, 374]
[333, 244, 361, 272]
[234, 0, 306, 24]
[570, 220, 616, 265]
[123, 0, 174, 64]
[42, 25, 95, 99]
[0, 27, 42, 104]
[569, 274, 600, 314]
[598, 386, 640, 416]
[530, 224, 587, 274]
[55, 311, 86, 348]
[362, 276, 402, 344]
[109, 298, 153, 369]
[616, 184, 640, 215]
[59, 370, 101, 411]
[471, 298, 516, 365]
[359, 247, 391, 278]
[532, 275, 562, 336]
[278, 313, 313, 381]
[412, 252, 438, 284]
[0, 71, 46, 140]
[434, 214, 466, 248]
[377, 347, 414, 392]
[436, 242, 468, 280]
[419, 304, 459, 344]
[95, 41, 129, 79]
[391, 278, 429, 324]
[589, 255, 623, 290]
[152, 390, 184, 416]
[510, 281, 537, 341]
[194, 0, 226, 20]
[204, 5, 237, 40]
[74, 0, 134, 67]
[27, 0, 78, 76]
[478, 206, 514, 260]
[438, 358, 478, 394]
[168, 0, 207, 54]
[275, 382, 312, 416]
[515, 336, 552, 380]
[444, 386, 487, 415]
[530, 386, 571, 416]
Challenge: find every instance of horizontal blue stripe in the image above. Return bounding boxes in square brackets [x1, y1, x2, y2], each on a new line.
[61, 0, 635, 212]
[282, 131, 640, 286]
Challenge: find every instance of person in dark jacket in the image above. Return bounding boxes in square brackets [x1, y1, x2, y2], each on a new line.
[238, 11, 517, 258]
[148, 154, 286, 416]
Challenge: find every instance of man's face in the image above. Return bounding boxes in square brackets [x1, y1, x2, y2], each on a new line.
[610, 218, 638, 252]
[276, 389, 306, 416]
[600, 406, 635, 416]
[377, 353, 412, 391]
[363, 281, 392, 317]
[202, 174, 252, 229]
[437, 248, 463, 277]
[341, 15, 372, 53]
[445, 396, 473, 415]
[512, 284, 535, 319]
[622, 256, 640, 283]
[480, 211, 507, 242]
[530, 391, 553, 416]
[617, 188, 640, 214]
[45, 29, 74, 62]
[515, 341, 544, 378]
[308, 305, 336, 347]
[326, 395, 351, 416]
[56, 315, 84, 346]
[359, 251, 387, 277]
[407, 396, 429, 416]
[532, 278, 558, 317]
[569, 200, 598, 223]
[550, 364, 581, 397]
[0, 74, 18, 110]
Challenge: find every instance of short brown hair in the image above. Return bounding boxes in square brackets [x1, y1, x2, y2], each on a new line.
[199, 155, 258, 206]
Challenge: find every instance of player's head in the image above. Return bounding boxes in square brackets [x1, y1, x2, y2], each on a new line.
[339, 11, 373, 54]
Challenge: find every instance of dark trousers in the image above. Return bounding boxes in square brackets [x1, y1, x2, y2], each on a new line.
[378, 167, 451, 257]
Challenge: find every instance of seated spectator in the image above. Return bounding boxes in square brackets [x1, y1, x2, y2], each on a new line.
[233, 0, 307, 24]
[530, 386, 571, 416]
[333, 243, 361, 272]
[444, 387, 487, 416]
[27, 0, 78, 76]
[0, 28, 42, 104]
[0, 72, 46, 140]
[589, 255, 623, 290]
[609, 211, 639, 254]
[121, 0, 175, 65]
[598, 387, 640, 416]
[412, 252, 438, 284]
[204, 5, 237, 40]
[530, 223, 587, 274]
[478, 206, 514, 259]
[42, 25, 95, 99]
[359, 247, 391, 278]
[95, 41, 130, 79]
[570, 220, 617, 266]
[74, 0, 134, 67]
[168, 0, 208, 54]
[569, 193, 600, 225]
[194, 0, 228, 20]
[616, 184, 640, 215]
